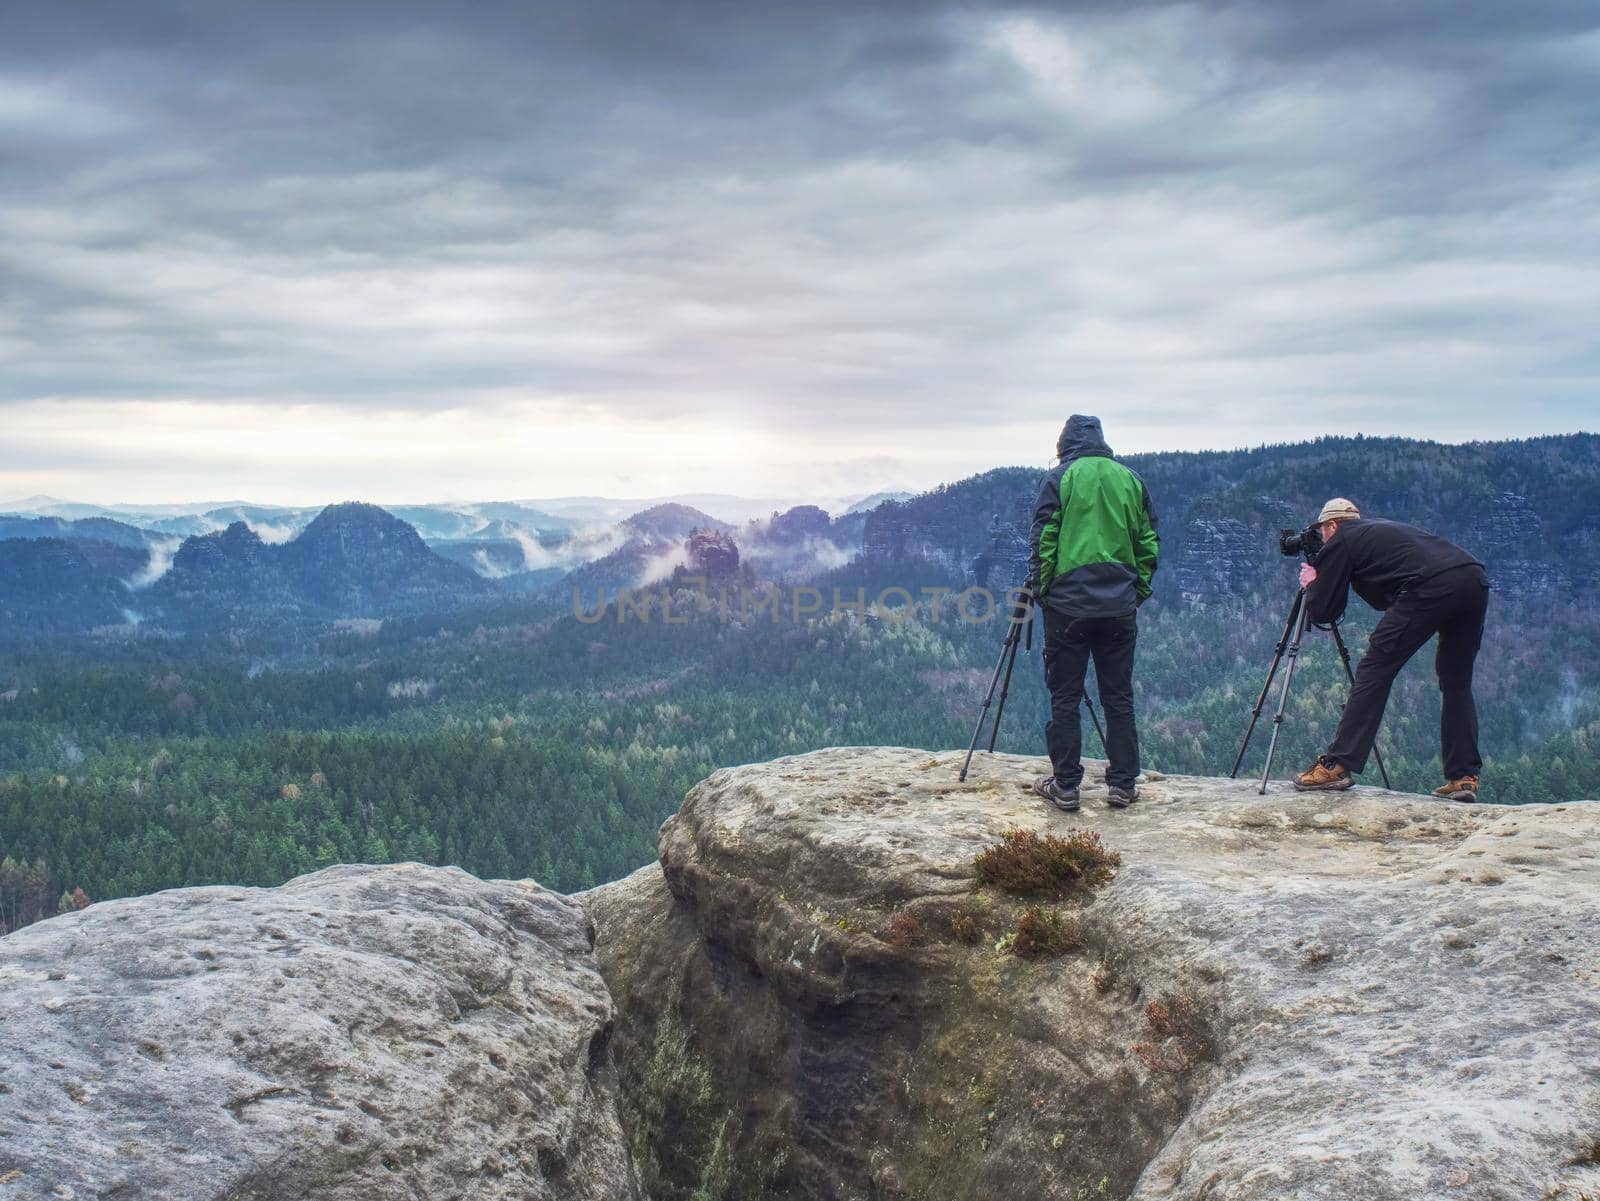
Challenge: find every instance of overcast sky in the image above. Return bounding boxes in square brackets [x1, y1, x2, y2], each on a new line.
[2, 0, 1597, 506]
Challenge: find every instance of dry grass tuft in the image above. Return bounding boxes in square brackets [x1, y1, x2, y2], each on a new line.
[1144, 995, 1196, 1039]
[1130, 1040, 1191, 1074]
[1131, 993, 1212, 1074]
[947, 909, 982, 945]
[884, 911, 922, 949]
[972, 828, 1121, 899]
[1010, 906, 1084, 959]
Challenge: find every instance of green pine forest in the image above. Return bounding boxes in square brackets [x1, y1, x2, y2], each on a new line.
[3, 569, 1596, 932]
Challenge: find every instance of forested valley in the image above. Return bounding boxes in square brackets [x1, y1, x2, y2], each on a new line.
[2, 434, 1597, 932]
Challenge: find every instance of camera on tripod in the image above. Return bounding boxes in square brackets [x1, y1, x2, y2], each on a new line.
[1278, 524, 1324, 563]
[1230, 524, 1391, 794]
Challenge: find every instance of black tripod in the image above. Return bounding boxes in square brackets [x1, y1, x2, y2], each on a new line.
[959, 602, 1106, 782]
[1230, 587, 1391, 795]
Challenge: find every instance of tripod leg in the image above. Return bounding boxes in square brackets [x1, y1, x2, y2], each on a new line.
[1084, 695, 1107, 755]
[960, 622, 1020, 781]
[986, 626, 1024, 753]
[1259, 605, 1312, 795]
[1232, 590, 1305, 778]
[1329, 623, 1393, 790]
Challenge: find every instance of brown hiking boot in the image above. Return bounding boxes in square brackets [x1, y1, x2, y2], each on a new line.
[1433, 776, 1479, 803]
[1293, 756, 1353, 792]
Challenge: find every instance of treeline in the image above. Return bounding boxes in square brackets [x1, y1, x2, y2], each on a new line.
[0, 727, 703, 913]
[0, 854, 89, 935]
[2, 581, 1596, 932]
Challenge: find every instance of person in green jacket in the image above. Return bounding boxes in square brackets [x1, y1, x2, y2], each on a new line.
[1024, 415, 1160, 812]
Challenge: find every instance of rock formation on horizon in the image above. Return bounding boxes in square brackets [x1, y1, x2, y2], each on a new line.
[2, 751, 1598, 1201]
[686, 528, 741, 580]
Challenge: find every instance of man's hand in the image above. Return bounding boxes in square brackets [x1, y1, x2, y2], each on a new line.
[1299, 563, 1317, 589]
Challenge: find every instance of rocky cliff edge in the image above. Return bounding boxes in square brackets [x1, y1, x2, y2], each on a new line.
[586, 747, 1600, 1201]
[2, 751, 1597, 1201]
[0, 864, 640, 1200]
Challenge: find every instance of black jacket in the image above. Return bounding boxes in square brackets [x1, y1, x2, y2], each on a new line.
[1306, 519, 1484, 625]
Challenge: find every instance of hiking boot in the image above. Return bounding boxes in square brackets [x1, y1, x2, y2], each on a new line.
[1105, 785, 1138, 809]
[1433, 776, 1479, 803]
[1032, 774, 1081, 812]
[1293, 756, 1353, 792]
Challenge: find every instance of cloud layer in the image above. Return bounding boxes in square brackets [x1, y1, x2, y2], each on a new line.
[2, 1, 1597, 502]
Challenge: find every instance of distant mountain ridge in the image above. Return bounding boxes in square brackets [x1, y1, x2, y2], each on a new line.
[5, 434, 1595, 638]
[154, 503, 493, 621]
[0, 515, 163, 550]
[861, 434, 1600, 606]
[0, 539, 149, 635]
[621, 504, 732, 542]
[0, 503, 495, 635]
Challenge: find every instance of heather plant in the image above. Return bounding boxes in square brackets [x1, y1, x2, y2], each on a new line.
[973, 829, 1121, 899]
[1009, 906, 1084, 959]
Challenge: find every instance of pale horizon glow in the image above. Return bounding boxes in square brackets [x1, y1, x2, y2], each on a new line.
[2, 397, 1587, 510]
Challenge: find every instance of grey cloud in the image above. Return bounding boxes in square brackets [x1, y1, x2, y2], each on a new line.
[0, 0, 1597, 475]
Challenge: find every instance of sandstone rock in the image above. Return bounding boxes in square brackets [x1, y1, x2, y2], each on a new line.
[584, 746, 1600, 1201]
[1174, 512, 1258, 607]
[0, 863, 640, 1201]
[686, 528, 740, 580]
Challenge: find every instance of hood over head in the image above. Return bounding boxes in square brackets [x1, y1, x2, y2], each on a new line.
[1056, 415, 1113, 463]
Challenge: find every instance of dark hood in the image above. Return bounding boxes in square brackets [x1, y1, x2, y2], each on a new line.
[1056, 414, 1113, 463]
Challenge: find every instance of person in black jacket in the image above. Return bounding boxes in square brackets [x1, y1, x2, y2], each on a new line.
[1292, 498, 1490, 800]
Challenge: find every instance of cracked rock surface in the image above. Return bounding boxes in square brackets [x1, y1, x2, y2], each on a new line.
[587, 746, 1600, 1201]
[3, 750, 1597, 1201]
[0, 863, 639, 1201]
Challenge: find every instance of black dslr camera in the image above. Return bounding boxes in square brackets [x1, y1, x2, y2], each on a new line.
[1278, 524, 1324, 564]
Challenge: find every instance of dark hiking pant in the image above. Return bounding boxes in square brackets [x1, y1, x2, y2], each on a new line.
[1326, 564, 1489, 780]
[1042, 608, 1140, 790]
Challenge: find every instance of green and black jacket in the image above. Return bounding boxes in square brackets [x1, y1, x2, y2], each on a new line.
[1026, 415, 1160, 618]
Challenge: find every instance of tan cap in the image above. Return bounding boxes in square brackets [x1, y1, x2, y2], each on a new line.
[1316, 497, 1361, 525]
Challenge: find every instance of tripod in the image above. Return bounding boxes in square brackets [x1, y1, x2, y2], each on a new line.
[959, 601, 1106, 782]
[1230, 587, 1391, 795]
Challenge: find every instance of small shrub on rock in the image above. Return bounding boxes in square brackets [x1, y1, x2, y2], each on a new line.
[1130, 1040, 1190, 1073]
[947, 908, 982, 945]
[885, 911, 921, 949]
[1131, 992, 1213, 1074]
[973, 828, 1121, 899]
[1144, 994, 1195, 1039]
[1010, 906, 1083, 959]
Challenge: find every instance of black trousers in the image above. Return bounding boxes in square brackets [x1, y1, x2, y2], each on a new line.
[1326, 565, 1489, 779]
[1042, 608, 1140, 790]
